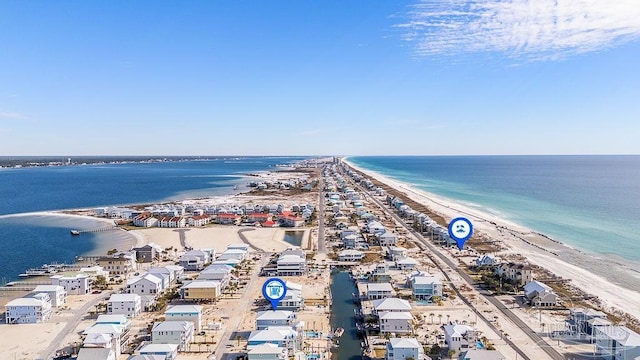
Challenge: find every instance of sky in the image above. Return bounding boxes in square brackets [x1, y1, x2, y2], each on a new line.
[1, 0, 639, 156]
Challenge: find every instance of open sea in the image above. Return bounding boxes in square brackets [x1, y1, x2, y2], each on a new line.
[348, 155, 640, 263]
[0, 157, 305, 283]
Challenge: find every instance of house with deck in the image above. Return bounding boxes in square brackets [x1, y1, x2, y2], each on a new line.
[523, 280, 558, 307]
[4, 294, 52, 324]
[379, 311, 413, 333]
[385, 337, 429, 360]
[443, 323, 477, 353]
[50, 273, 91, 295]
[165, 304, 204, 332]
[256, 310, 297, 330]
[408, 273, 443, 302]
[151, 320, 195, 351]
[180, 280, 221, 302]
[29, 285, 66, 307]
[366, 282, 394, 300]
[107, 293, 142, 317]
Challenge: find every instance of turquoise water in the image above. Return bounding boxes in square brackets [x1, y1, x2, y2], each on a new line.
[348, 155, 640, 262]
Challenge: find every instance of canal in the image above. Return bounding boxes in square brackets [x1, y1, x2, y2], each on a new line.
[330, 270, 362, 360]
[283, 230, 305, 247]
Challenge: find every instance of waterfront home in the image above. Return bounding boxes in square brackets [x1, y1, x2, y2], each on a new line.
[495, 262, 533, 286]
[76, 348, 116, 360]
[180, 280, 221, 302]
[277, 248, 306, 276]
[338, 249, 364, 262]
[443, 323, 477, 353]
[138, 343, 179, 360]
[366, 282, 394, 300]
[396, 257, 419, 270]
[379, 311, 413, 333]
[4, 294, 52, 324]
[247, 343, 288, 360]
[165, 304, 203, 332]
[460, 349, 506, 360]
[371, 263, 392, 283]
[83, 323, 126, 356]
[523, 281, 558, 307]
[107, 293, 142, 317]
[96, 252, 137, 276]
[132, 244, 162, 263]
[378, 232, 398, 247]
[248, 326, 300, 352]
[50, 273, 91, 295]
[280, 290, 305, 310]
[409, 273, 443, 302]
[475, 255, 496, 267]
[133, 213, 158, 228]
[29, 285, 66, 307]
[126, 274, 163, 310]
[178, 255, 205, 271]
[595, 325, 640, 360]
[385, 337, 429, 360]
[151, 321, 195, 351]
[567, 308, 611, 340]
[256, 310, 297, 330]
[188, 214, 211, 227]
[215, 213, 241, 225]
[372, 298, 412, 314]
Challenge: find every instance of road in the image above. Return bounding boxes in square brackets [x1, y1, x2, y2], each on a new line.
[40, 291, 113, 359]
[350, 172, 565, 360]
[317, 175, 327, 254]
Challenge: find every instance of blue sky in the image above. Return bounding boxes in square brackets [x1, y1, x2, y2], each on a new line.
[1, 1, 639, 156]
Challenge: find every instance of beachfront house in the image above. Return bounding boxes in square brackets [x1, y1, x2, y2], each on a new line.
[385, 338, 429, 360]
[338, 249, 365, 262]
[523, 281, 558, 307]
[443, 323, 477, 353]
[595, 325, 640, 360]
[408, 272, 443, 302]
[247, 343, 288, 360]
[277, 248, 306, 276]
[256, 310, 297, 330]
[567, 308, 611, 340]
[4, 294, 52, 324]
[107, 293, 142, 317]
[379, 311, 413, 333]
[29, 285, 67, 307]
[50, 273, 91, 295]
[460, 349, 507, 360]
[96, 252, 137, 276]
[180, 280, 221, 302]
[475, 255, 496, 267]
[165, 304, 204, 332]
[366, 282, 394, 300]
[138, 344, 179, 360]
[495, 262, 534, 286]
[152, 321, 195, 351]
[248, 327, 300, 352]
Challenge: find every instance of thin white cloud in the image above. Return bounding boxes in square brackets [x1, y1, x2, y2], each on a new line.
[298, 129, 324, 136]
[0, 112, 27, 120]
[397, 0, 640, 61]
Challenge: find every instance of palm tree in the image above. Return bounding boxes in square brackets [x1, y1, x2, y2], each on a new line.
[448, 349, 456, 359]
[438, 314, 443, 324]
[429, 313, 435, 324]
[446, 314, 450, 324]
[236, 334, 242, 347]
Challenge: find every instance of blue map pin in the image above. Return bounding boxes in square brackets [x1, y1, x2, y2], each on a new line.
[448, 217, 473, 250]
[262, 277, 287, 311]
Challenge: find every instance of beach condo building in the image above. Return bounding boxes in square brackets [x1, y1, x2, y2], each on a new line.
[247, 343, 288, 360]
[379, 311, 413, 333]
[151, 321, 195, 351]
[523, 281, 558, 307]
[366, 283, 394, 300]
[409, 273, 443, 302]
[385, 338, 429, 360]
[107, 293, 142, 317]
[4, 294, 52, 324]
[138, 343, 179, 360]
[443, 323, 478, 353]
[248, 327, 300, 352]
[567, 308, 611, 341]
[279, 214, 305, 227]
[96, 252, 137, 276]
[165, 304, 204, 332]
[180, 280, 221, 302]
[50, 273, 91, 295]
[248, 213, 273, 224]
[133, 213, 158, 228]
[76, 348, 116, 360]
[215, 213, 241, 225]
[460, 349, 506, 360]
[276, 248, 306, 276]
[595, 325, 640, 360]
[29, 285, 67, 307]
[338, 249, 365, 262]
[256, 310, 297, 330]
[188, 214, 211, 227]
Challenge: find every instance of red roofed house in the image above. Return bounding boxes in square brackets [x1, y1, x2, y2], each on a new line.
[247, 213, 272, 224]
[188, 215, 211, 227]
[280, 215, 305, 228]
[215, 213, 240, 225]
[263, 220, 277, 228]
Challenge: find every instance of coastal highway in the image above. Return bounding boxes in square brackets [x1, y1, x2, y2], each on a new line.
[317, 174, 327, 254]
[350, 174, 565, 360]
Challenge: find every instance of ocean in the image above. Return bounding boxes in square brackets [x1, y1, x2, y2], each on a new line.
[0, 157, 305, 283]
[347, 155, 640, 263]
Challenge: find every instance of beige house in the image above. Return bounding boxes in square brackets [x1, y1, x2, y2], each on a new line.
[180, 280, 221, 302]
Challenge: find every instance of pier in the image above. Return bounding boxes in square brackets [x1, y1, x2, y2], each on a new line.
[70, 225, 119, 235]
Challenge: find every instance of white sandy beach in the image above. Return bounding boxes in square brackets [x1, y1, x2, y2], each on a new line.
[344, 158, 640, 322]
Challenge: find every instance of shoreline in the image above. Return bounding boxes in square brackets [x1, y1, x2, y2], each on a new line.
[343, 158, 640, 322]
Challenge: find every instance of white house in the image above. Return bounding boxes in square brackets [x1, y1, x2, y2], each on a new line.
[377, 232, 398, 246]
[4, 294, 52, 324]
[82, 332, 119, 358]
[372, 298, 412, 315]
[76, 348, 116, 360]
[396, 257, 419, 270]
[338, 249, 364, 262]
[409, 273, 443, 302]
[83, 323, 126, 356]
[50, 273, 91, 295]
[443, 323, 477, 353]
[379, 311, 413, 333]
[227, 244, 250, 252]
[165, 304, 204, 332]
[277, 248, 306, 276]
[247, 343, 288, 360]
[152, 321, 195, 351]
[475, 255, 496, 267]
[29, 285, 67, 307]
[388, 246, 407, 261]
[107, 293, 142, 317]
[366, 283, 394, 300]
[595, 325, 640, 360]
[127, 273, 163, 310]
[178, 255, 205, 271]
[386, 338, 429, 360]
[217, 248, 247, 262]
[248, 327, 300, 352]
[256, 310, 297, 330]
[198, 264, 233, 284]
[138, 343, 179, 360]
[523, 281, 558, 307]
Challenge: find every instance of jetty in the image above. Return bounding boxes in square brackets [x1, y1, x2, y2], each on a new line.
[70, 225, 119, 235]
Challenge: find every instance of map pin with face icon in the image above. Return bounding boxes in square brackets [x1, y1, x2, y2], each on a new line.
[448, 217, 473, 250]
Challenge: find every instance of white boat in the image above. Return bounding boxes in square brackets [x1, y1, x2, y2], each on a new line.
[334, 328, 344, 337]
